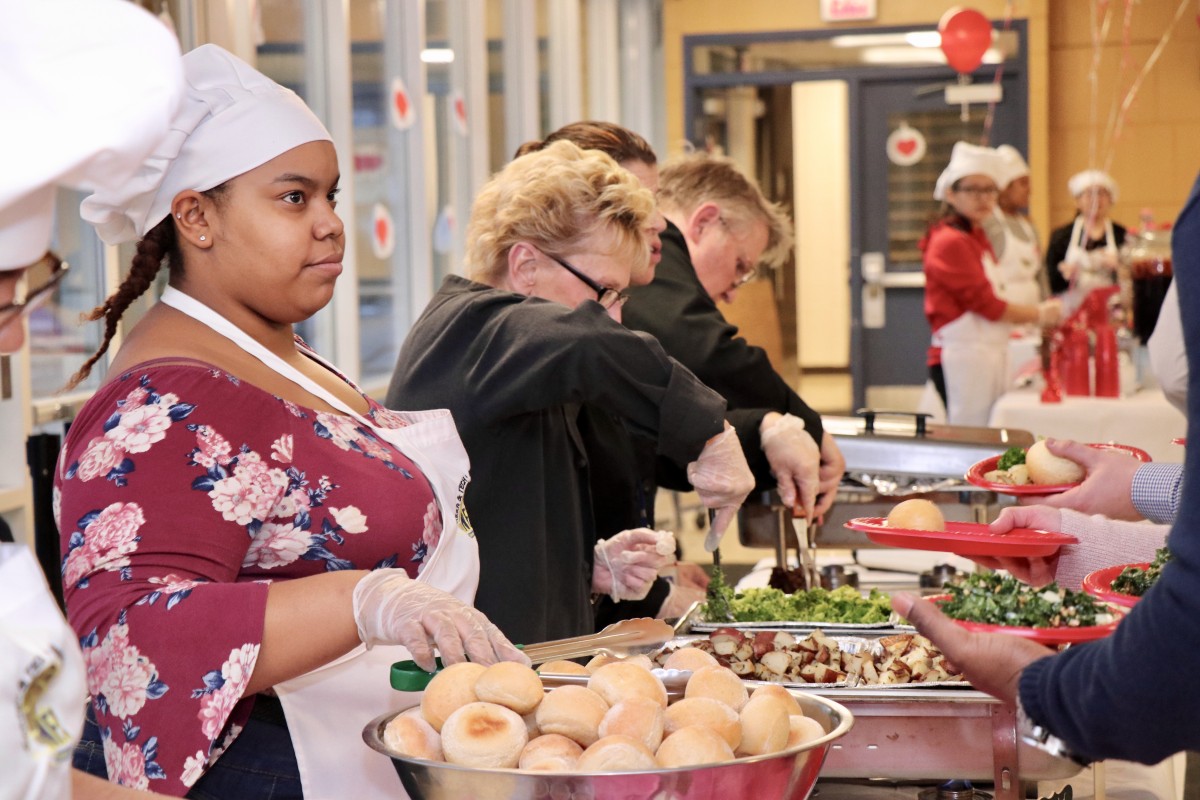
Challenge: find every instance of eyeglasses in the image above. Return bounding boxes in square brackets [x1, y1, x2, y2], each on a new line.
[545, 253, 630, 310]
[0, 251, 68, 332]
[718, 216, 759, 287]
[953, 184, 1000, 198]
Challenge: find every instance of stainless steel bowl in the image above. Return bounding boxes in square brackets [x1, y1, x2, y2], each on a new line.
[363, 691, 853, 800]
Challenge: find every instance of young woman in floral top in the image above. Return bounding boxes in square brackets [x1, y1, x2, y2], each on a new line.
[60, 45, 523, 799]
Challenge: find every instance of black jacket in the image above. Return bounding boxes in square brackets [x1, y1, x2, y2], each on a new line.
[386, 276, 726, 643]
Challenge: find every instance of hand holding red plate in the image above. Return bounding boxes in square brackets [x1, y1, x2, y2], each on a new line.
[844, 517, 1077, 558]
[922, 593, 1125, 645]
[966, 440, 1152, 497]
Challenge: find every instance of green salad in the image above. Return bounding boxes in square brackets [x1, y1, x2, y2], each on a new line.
[937, 571, 1113, 628]
[1111, 546, 1171, 597]
[996, 445, 1027, 471]
[700, 584, 892, 624]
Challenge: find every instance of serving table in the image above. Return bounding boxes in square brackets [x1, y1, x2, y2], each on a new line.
[988, 387, 1185, 463]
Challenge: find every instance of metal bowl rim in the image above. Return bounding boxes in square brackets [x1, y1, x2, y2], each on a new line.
[363, 690, 854, 777]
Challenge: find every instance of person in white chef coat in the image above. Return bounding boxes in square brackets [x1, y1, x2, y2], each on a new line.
[1045, 169, 1128, 307]
[0, 2, 189, 798]
[59, 44, 525, 799]
[922, 142, 1062, 426]
[981, 144, 1046, 308]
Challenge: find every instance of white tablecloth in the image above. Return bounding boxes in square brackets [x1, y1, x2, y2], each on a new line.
[988, 387, 1186, 463]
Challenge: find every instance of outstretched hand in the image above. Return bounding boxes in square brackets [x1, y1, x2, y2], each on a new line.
[1026, 438, 1143, 520]
[891, 592, 1054, 707]
[971, 505, 1065, 587]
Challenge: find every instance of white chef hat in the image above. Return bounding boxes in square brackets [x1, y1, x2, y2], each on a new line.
[993, 144, 1030, 189]
[933, 142, 1004, 201]
[0, 0, 184, 270]
[82, 44, 332, 245]
[1067, 169, 1119, 202]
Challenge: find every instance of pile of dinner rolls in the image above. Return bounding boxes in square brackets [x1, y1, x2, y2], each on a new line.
[381, 651, 828, 772]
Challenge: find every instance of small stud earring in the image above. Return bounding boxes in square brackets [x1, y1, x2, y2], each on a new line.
[199, 235, 207, 242]
[175, 213, 181, 219]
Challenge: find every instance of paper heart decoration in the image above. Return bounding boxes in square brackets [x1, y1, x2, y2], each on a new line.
[390, 77, 413, 130]
[372, 203, 395, 260]
[896, 138, 917, 156]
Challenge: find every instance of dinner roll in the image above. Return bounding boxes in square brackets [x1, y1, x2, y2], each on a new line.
[474, 662, 544, 715]
[1026, 440, 1085, 485]
[576, 735, 658, 772]
[440, 701, 528, 769]
[536, 659, 590, 676]
[662, 646, 719, 672]
[886, 499, 945, 532]
[521, 711, 540, 739]
[535, 685, 609, 747]
[519, 733, 583, 771]
[588, 662, 668, 709]
[383, 713, 443, 761]
[622, 655, 655, 671]
[421, 661, 487, 732]
[684, 664, 749, 712]
[656, 725, 735, 768]
[585, 654, 617, 673]
[750, 683, 804, 717]
[737, 694, 790, 756]
[786, 714, 827, 749]
[599, 697, 665, 752]
[662, 696, 740, 750]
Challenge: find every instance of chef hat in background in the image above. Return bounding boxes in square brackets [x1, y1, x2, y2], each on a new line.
[1067, 169, 1119, 202]
[993, 145, 1030, 189]
[933, 142, 1004, 201]
[82, 44, 333, 245]
[0, 0, 184, 270]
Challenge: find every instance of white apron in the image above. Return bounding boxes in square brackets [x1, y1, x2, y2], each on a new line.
[160, 287, 477, 800]
[934, 252, 1012, 427]
[1063, 217, 1118, 308]
[0, 544, 87, 800]
[990, 207, 1042, 306]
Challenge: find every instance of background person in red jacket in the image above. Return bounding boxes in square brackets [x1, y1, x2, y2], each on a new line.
[923, 142, 1061, 425]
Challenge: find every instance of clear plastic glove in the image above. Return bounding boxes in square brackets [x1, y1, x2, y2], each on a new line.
[759, 413, 820, 519]
[815, 431, 845, 519]
[656, 583, 707, 621]
[352, 569, 528, 672]
[592, 528, 677, 602]
[1037, 298, 1063, 328]
[687, 423, 754, 550]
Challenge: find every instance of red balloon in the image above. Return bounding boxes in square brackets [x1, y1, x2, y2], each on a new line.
[938, 7, 994, 74]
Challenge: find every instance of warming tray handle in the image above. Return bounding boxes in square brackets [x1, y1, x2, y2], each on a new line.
[856, 408, 933, 437]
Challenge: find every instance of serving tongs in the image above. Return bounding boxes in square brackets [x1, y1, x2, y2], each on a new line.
[390, 617, 675, 691]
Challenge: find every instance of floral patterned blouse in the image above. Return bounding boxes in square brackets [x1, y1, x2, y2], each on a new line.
[55, 359, 441, 795]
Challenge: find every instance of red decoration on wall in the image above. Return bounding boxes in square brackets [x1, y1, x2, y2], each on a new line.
[938, 7, 993, 74]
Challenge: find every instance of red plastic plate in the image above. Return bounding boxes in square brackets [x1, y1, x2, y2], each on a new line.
[926, 594, 1126, 644]
[965, 442, 1152, 495]
[843, 517, 1077, 557]
[1081, 563, 1149, 608]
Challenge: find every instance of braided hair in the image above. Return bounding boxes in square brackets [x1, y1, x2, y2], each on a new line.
[64, 185, 226, 390]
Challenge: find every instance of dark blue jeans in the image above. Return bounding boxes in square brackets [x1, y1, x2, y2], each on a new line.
[74, 698, 303, 799]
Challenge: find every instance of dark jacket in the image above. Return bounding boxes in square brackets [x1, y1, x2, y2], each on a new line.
[1044, 217, 1127, 295]
[623, 222, 825, 446]
[385, 276, 726, 643]
[1019, 174, 1199, 763]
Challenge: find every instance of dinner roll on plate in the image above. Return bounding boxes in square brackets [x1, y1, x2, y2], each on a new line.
[519, 733, 583, 771]
[1026, 440, 1085, 485]
[786, 714, 827, 749]
[656, 725, 736, 768]
[383, 713, 443, 761]
[421, 661, 487, 732]
[662, 646, 719, 672]
[440, 701, 528, 769]
[474, 662, 544, 715]
[684, 664, 749, 712]
[663, 696, 741, 750]
[598, 696, 665, 752]
[886, 498, 945, 532]
[576, 734, 658, 772]
[535, 685, 609, 747]
[588, 662, 668, 709]
[737, 694, 790, 756]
